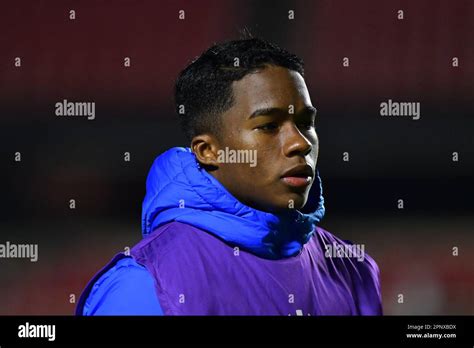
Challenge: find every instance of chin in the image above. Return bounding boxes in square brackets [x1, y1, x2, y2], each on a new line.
[252, 193, 308, 213]
[270, 195, 307, 212]
[289, 193, 308, 209]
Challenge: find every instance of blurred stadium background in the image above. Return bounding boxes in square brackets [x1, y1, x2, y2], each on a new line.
[0, 0, 473, 314]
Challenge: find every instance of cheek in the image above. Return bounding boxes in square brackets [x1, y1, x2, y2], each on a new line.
[233, 131, 282, 181]
[243, 133, 281, 157]
[309, 131, 319, 157]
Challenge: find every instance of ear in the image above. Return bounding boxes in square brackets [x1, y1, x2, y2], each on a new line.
[191, 134, 221, 168]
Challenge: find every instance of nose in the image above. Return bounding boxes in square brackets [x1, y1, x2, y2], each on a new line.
[282, 123, 314, 158]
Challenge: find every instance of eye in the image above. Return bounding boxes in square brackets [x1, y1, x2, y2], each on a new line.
[297, 120, 315, 130]
[257, 122, 279, 131]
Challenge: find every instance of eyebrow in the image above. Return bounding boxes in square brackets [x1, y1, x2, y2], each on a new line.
[248, 105, 317, 120]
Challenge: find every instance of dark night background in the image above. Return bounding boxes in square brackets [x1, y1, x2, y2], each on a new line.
[0, 0, 473, 314]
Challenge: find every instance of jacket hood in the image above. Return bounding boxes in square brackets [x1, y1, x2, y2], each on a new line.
[142, 147, 325, 259]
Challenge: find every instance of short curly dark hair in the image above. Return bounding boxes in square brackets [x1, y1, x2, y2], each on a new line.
[174, 37, 305, 143]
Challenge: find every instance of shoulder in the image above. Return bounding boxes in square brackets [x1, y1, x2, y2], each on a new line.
[133, 221, 206, 260]
[314, 226, 383, 315]
[135, 221, 198, 248]
[82, 257, 163, 315]
[315, 226, 380, 271]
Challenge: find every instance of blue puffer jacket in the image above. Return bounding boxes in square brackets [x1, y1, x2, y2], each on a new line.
[79, 147, 326, 315]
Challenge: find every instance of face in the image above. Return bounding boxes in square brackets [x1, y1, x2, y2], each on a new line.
[193, 65, 318, 213]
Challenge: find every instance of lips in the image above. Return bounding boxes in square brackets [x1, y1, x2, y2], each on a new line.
[280, 164, 314, 188]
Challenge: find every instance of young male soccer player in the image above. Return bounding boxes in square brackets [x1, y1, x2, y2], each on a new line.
[76, 38, 383, 315]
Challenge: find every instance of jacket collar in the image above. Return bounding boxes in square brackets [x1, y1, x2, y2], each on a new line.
[142, 147, 325, 259]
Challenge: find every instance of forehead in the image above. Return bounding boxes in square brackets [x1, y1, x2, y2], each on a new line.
[230, 65, 312, 111]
